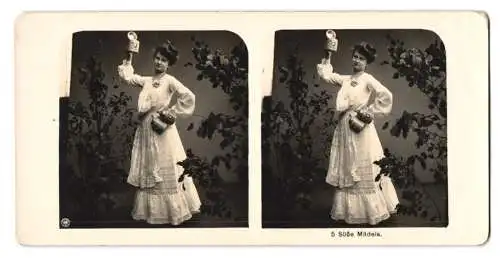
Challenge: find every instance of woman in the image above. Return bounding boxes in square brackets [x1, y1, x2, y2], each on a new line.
[118, 41, 201, 225]
[317, 42, 399, 225]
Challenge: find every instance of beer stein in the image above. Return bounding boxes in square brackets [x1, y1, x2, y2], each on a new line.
[151, 112, 168, 134]
[349, 115, 367, 133]
[127, 31, 140, 53]
[151, 110, 176, 134]
[348, 110, 373, 133]
[324, 30, 338, 52]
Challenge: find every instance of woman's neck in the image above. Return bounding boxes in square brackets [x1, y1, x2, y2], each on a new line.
[352, 69, 365, 76]
[153, 71, 167, 78]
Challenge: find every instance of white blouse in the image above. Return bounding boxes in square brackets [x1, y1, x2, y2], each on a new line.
[117, 61, 196, 118]
[316, 58, 393, 117]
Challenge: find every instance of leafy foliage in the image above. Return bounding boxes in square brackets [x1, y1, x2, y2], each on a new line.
[375, 34, 447, 222]
[176, 37, 248, 219]
[262, 48, 336, 216]
[176, 149, 233, 219]
[62, 56, 137, 221]
[375, 149, 443, 221]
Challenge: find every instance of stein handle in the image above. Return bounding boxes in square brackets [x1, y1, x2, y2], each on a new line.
[324, 50, 333, 60]
[126, 51, 134, 62]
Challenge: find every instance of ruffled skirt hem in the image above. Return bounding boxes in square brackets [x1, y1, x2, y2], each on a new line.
[132, 210, 201, 225]
[131, 178, 202, 226]
[331, 210, 396, 226]
[330, 181, 399, 225]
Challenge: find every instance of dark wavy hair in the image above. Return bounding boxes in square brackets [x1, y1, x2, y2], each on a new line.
[352, 42, 377, 64]
[154, 40, 179, 66]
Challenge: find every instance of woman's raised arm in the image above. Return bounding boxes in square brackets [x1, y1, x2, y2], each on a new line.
[117, 60, 146, 87]
[316, 55, 344, 87]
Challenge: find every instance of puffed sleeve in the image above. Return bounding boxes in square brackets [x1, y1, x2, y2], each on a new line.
[316, 58, 344, 86]
[117, 60, 145, 87]
[165, 75, 195, 118]
[366, 74, 393, 116]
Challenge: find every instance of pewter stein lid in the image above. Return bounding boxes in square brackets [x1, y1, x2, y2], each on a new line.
[127, 31, 138, 41]
[326, 30, 336, 39]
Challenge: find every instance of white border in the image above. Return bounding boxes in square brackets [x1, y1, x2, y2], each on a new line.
[14, 11, 489, 246]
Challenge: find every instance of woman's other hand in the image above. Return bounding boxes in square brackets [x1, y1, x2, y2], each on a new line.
[159, 108, 176, 125]
[356, 108, 374, 124]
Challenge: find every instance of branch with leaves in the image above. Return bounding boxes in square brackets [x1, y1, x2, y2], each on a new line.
[63, 56, 137, 220]
[374, 34, 447, 223]
[176, 37, 248, 220]
[262, 48, 336, 213]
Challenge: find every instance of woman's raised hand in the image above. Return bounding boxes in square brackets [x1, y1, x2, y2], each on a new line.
[324, 50, 332, 60]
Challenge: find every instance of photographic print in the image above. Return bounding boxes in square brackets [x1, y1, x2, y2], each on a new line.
[59, 30, 248, 228]
[15, 11, 488, 245]
[262, 29, 448, 228]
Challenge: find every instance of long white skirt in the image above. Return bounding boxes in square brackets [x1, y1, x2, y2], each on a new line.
[128, 118, 201, 225]
[326, 115, 399, 225]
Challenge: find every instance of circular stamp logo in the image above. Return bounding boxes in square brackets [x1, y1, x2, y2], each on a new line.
[60, 218, 71, 228]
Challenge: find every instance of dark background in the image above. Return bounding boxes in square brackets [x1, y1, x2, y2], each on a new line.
[59, 30, 248, 228]
[262, 29, 448, 228]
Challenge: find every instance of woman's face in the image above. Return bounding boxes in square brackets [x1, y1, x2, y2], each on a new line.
[352, 50, 368, 72]
[153, 52, 169, 74]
